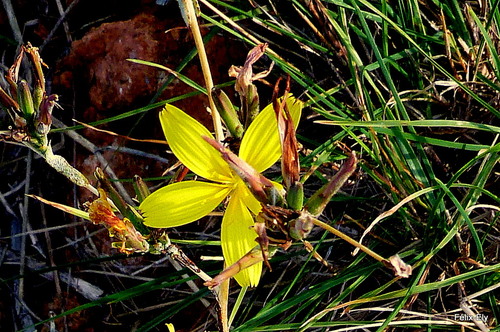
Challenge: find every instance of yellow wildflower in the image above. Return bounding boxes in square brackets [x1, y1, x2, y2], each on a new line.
[140, 96, 302, 286]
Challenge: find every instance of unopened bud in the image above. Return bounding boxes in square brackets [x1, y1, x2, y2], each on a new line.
[33, 84, 44, 111]
[304, 152, 357, 216]
[133, 175, 151, 203]
[286, 181, 304, 211]
[17, 80, 35, 121]
[212, 88, 244, 138]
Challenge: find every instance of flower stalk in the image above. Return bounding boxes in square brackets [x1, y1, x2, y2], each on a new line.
[176, 0, 224, 141]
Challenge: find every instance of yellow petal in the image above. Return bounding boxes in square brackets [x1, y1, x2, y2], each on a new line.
[140, 181, 231, 228]
[239, 96, 303, 173]
[221, 190, 262, 287]
[238, 179, 284, 215]
[160, 104, 233, 182]
[239, 184, 262, 215]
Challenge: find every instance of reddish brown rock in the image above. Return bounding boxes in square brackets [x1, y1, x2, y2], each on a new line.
[55, 11, 245, 127]
[57, 13, 165, 112]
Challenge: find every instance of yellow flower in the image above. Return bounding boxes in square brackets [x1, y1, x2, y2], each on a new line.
[140, 96, 302, 287]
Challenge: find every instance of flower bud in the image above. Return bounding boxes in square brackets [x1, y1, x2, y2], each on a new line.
[17, 80, 35, 121]
[212, 88, 244, 138]
[304, 152, 357, 216]
[133, 175, 151, 203]
[286, 181, 304, 211]
[35, 94, 57, 135]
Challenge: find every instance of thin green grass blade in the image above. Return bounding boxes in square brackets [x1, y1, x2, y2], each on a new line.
[357, 0, 500, 118]
[375, 263, 428, 331]
[468, 7, 500, 79]
[127, 59, 206, 94]
[297, 267, 375, 331]
[323, 262, 500, 309]
[425, 143, 500, 257]
[229, 286, 248, 327]
[319, 119, 500, 134]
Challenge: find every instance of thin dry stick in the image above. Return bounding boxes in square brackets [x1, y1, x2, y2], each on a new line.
[53, 0, 73, 43]
[164, 244, 221, 319]
[167, 258, 212, 310]
[38, 189, 63, 296]
[11, 152, 35, 330]
[5, 249, 104, 301]
[18, 151, 32, 307]
[180, 0, 224, 141]
[1, 0, 23, 43]
[0, 190, 17, 217]
[41, 0, 80, 49]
